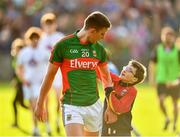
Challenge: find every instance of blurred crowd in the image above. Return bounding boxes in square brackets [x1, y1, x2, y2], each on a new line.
[0, 0, 180, 80]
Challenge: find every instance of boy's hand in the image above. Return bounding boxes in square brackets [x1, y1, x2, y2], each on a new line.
[104, 105, 117, 124]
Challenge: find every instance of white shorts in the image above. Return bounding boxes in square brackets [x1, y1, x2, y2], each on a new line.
[23, 83, 41, 100]
[62, 99, 103, 132]
[52, 69, 62, 89]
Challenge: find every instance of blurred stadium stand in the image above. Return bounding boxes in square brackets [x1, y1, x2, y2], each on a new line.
[0, 0, 180, 80]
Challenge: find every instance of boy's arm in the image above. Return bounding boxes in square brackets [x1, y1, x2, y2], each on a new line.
[35, 63, 59, 122]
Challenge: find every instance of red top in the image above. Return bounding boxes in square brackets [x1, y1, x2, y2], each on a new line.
[96, 70, 137, 114]
[110, 72, 137, 114]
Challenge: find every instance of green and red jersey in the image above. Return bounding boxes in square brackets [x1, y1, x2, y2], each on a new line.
[50, 32, 107, 106]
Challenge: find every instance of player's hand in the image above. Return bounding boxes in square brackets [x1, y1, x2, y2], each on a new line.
[34, 103, 47, 122]
[104, 105, 117, 124]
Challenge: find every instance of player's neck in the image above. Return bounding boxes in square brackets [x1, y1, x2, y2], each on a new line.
[77, 29, 89, 44]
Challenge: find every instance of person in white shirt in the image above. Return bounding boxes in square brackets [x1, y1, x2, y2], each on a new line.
[38, 13, 64, 133]
[16, 27, 49, 136]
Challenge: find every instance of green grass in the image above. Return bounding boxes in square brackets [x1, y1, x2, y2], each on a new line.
[0, 82, 179, 136]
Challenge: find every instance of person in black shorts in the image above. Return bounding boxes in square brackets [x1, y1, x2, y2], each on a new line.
[149, 26, 180, 131]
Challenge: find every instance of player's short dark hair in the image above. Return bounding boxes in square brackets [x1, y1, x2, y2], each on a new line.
[129, 60, 147, 85]
[84, 11, 111, 30]
[41, 13, 56, 25]
[29, 33, 40, 40]
[25, 27, 41, 41]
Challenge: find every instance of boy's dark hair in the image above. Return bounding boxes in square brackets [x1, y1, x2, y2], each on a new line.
[129, 60, 147, 85]
[84, 11, 111, 30]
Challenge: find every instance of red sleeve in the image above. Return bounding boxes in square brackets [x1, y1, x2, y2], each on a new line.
[113, 88, 137, 114]
[110, 72, 120, 82]
[96, 68, 101, 80]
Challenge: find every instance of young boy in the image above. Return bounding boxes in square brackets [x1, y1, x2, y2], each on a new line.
[101, 60, 147, 136]
[16, 27, 49, 136]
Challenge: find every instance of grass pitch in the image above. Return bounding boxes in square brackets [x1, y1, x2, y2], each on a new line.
[0, 82, 179, 136]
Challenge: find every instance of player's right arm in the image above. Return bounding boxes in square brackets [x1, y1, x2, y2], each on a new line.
[35, 40, 64, 122]
[35, 63, 59, 122]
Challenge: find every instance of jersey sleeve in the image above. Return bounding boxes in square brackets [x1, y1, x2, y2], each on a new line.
[49, 42, 64, 66]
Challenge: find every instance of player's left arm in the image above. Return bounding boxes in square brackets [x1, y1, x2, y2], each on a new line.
[97, 63, 113, 88]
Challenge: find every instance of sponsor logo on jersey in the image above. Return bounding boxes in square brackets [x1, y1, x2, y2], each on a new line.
[70, 49, 78, 53]
[70, 59, 98, 69]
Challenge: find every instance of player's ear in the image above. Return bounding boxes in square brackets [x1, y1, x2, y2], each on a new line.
[132, 77, 138, 83]
[89, 28, 97, 34]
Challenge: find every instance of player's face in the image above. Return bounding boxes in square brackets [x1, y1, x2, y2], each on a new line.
[120, 64, 137, 84]
[30, 36, 40, 48]
[88, 28, 108, 43]
[165, 32, 175, 45]
[42, 22, 57, 34]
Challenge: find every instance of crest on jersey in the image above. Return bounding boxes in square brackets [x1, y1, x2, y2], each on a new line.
[93, 50, 96, 57]
[120, 89, 128, 96]
[67, 114, 72, 121]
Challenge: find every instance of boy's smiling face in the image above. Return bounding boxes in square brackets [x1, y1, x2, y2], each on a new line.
[120, 64, 138, 84]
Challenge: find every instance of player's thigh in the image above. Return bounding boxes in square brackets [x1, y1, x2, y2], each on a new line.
[65, 123, 84, 136]
[62, 104, 84, 127]
[83, 99, 103, 133]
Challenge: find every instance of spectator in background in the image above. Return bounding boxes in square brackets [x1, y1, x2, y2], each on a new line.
[149, 26, 180, 131]
[16, 27, 49, 136]
[38, 12, 64, 134]
[11, 38, 28, 128]
[175, 36, 180, 49]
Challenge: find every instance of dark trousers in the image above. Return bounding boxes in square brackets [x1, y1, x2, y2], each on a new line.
[101, 101, 131, 136]
[13, 82, 28, 124]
